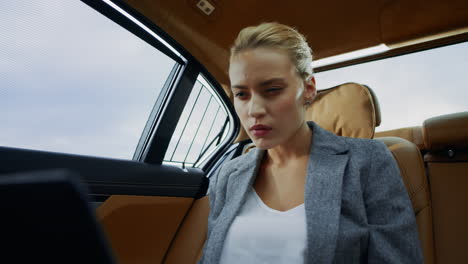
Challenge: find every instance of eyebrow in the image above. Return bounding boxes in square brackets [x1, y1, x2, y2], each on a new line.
[231, 78, 286, 90]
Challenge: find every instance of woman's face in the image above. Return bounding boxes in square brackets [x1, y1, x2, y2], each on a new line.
[229, 47, 315, 149]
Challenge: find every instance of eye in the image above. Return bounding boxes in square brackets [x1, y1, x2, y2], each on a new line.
[266, 87, 282, 93]
[234, 91, 247, 98]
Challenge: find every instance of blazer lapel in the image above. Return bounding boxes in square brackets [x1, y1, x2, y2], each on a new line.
[207, 147, 266, 263]
[305, 121, 349, 263]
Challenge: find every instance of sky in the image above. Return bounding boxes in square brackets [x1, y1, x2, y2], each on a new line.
[315, 43, 468, 131]
[1, 0, 467, 161]
[1, 0, 176, 160]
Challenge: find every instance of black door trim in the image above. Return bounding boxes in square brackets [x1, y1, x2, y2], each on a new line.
[0, 147, 208, 200]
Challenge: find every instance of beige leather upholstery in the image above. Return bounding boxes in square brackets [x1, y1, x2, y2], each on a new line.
[305, 82, 381, 139]
[423, 112, 468, 264]
[233, 82, 381, 142]
[96, 195, 193, 264]
[375, 137, 434, 264]
[164, 196, 210, 264]
[423, 111, 468, 151]
[375, 126, 425, 150]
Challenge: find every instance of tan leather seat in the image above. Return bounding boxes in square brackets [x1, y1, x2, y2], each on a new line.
[165, 83, 435, 263]
[305, 82, 381, 138]
[422, 111, 468, 264]
[235, 82, 382, 143]
[374, 137, 434, 264]
[311, 83, 434, 264]
[375, 126, 425, 150]
[239, 82, 380, 156]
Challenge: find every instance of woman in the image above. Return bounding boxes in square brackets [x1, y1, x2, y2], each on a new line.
[199, 22, 423, 263]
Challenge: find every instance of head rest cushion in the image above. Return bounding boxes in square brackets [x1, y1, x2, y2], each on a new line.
[305, 82, 380, 139]
[227, 82, 381, 142]
[423, 111, 468, 150]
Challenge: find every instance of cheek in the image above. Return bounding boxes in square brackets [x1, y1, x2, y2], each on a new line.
[275, 94, 300, 114]
[234, 101, 247, 120]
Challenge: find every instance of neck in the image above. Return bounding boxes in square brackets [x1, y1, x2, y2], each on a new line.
[265, 122, 313, 167]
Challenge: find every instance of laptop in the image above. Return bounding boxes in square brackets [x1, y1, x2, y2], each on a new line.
[0, 169, 116, 264]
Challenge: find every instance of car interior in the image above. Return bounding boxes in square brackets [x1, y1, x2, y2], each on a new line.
[1, 0, 467, 263]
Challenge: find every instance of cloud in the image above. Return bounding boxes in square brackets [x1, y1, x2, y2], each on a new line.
[0, 0, 177, 159]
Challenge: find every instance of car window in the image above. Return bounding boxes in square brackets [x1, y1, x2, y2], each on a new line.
[164, 74, 231, 168]
[0, 0, 178, 159]
[314, 42, 468, 131]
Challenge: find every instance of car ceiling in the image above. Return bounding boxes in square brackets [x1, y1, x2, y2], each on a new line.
[126, 0, 468, 85]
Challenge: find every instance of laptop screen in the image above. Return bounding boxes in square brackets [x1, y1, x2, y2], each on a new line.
[0, 169, 116, 264]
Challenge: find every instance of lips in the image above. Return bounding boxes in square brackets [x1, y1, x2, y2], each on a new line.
[250, 124, 272, 137]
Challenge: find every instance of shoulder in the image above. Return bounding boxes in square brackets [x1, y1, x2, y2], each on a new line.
[210, 146, 260, 188]
[339, 136, 402, 193]
[309, 121, 388, 160]
[339, 136, 390, 160]
[337, 136, 398, 185]
[207, 146, 260, 216]
[220, 145, 261, 172]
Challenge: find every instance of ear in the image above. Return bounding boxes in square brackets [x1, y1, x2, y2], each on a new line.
[304, 76, 317, 102]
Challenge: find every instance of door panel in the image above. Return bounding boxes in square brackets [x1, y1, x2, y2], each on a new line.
[0, 146, 209, 263]
[97, 195, 194, 264]
[164, 196, 210, 264]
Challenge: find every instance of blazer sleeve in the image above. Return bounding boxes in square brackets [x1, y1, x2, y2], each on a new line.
[206, 164, 222, 235]
[198, 163, 224, 264]
[364, 141, 423, 263]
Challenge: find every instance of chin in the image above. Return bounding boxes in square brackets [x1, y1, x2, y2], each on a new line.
[252, 138, 277, 150]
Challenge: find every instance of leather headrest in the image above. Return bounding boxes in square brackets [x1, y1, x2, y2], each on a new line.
[305, 82, 381, 139]
[225, 82, 381, 142]
[423, 111, 468, 151]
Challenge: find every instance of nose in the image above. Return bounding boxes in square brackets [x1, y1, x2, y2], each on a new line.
[247, 94, 266, 118]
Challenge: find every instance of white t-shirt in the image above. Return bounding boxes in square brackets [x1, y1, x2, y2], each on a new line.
[219, 187, 307, 264]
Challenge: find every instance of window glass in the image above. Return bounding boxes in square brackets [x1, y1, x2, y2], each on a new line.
[164, 75, 230, 168]
[0, 0, 177, 159]
[314, 42, 468, 131]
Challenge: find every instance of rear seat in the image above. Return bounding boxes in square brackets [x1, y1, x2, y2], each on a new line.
[310, 83, 434, 264]
[375, 126, 425, 150]
[374, 136, 434, 264]
[422, 112, 468, 264]
[165, 83, 435, 263]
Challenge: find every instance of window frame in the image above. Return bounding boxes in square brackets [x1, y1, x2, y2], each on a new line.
[161, 74, 237, 169]
[314, 33, 468, 73]
[82, 0, 239, 171]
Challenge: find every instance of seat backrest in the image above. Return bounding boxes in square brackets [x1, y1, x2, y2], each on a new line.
[234, 82, 382, 143]
[374, 137, 435, 264]
[422, 111, 468, 264]
[375, 126, 425, 150]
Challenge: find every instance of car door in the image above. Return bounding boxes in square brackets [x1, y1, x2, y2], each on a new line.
[0, 0, 244, 263]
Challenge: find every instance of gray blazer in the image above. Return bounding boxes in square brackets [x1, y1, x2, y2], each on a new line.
[199, 121, 423, 263]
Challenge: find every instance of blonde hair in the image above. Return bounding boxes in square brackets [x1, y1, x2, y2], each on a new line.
[230, 22, 313, 81]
